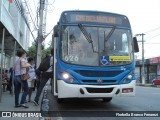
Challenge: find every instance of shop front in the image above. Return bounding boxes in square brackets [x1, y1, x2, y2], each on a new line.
[136, 57, 159, 84]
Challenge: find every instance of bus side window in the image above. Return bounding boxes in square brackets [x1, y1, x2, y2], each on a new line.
[122, 33, 128, 52]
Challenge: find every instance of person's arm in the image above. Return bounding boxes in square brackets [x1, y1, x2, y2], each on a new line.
[21, 61, 31, 68]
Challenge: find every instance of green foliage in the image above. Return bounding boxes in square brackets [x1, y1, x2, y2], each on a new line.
[27, 42, 52, 61]
[42, 47, 51, 58]
[27, 42, 37, 60]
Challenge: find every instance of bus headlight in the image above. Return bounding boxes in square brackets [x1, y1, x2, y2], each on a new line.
[59, 71, 78, 84]
[62, 73, 70, 79]
[128, 75, 132, 79]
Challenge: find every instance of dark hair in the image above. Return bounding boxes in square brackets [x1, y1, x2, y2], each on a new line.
[27, 57, 34, 63]
[5, 70, 8, 73]
[16, 50, 26, 57]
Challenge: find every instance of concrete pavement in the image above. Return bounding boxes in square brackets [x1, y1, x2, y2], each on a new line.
[0, 88, 41, 120]
[0, 80, 56, 120]
[0, 81, 54, 120]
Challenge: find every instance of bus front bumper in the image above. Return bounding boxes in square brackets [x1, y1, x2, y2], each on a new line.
[57, 80, 136, 98]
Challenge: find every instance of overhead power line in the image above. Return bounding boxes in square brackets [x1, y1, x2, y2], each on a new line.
[144, 27, 160, 34]
[145, 33, 160, 40]
[24, 0, 38, 30]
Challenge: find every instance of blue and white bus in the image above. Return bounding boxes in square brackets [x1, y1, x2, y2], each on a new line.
[52, 10, 139, 103]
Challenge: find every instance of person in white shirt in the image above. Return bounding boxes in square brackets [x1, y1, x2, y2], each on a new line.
[27, 58, 37, 102]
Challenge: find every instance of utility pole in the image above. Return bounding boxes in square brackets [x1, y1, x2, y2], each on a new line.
[36, 0, 45, 68]
[136, 33, 146, 84]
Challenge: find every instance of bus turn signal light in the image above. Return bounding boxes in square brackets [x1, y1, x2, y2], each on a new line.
[122, 88, 133, 93]
[69, 78, 74, 83]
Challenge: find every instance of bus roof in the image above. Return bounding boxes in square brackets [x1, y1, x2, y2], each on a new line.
[61, 10, 127, 17]
[59, 10, 131, 27]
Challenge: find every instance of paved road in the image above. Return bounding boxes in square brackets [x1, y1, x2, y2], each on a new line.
[48, 86, 160, 120]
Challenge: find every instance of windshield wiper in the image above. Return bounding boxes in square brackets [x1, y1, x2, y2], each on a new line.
[78, 24, 95, 53]
[104, 26, 116, 53]
[78, 24, 92, 43]
[104, 26, 116, 42]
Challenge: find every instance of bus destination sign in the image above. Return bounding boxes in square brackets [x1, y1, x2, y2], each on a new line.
[61, 12, 125, 25]
[74, 15, 117, 24]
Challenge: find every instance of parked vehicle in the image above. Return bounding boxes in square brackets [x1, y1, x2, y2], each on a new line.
[152, 77, 160, 85]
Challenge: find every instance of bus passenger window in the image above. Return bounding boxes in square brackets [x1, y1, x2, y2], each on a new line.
[122, 33, 129, 53]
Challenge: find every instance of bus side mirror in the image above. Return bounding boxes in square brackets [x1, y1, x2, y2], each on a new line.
[54, 25, 59, 37]
[133, 37, 139, 53]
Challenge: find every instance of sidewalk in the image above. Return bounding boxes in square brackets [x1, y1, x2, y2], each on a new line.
[0, 87, 42, 120]
[136, 83, 160, 88]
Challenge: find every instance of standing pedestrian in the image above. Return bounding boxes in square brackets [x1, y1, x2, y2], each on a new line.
[14, 50, 31, 108]
[27, 58, 36, 102]
[33, 48, 53, 106]
[8, 67, 13, 94]
[2, 70, 9, 92]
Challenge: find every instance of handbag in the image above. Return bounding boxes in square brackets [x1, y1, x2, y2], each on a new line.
[20, 59, 29, 81]
[21, 72, 29, 81]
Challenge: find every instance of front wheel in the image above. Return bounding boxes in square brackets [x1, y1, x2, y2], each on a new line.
[152, 82, 155, 85]
[57, 98, 64, 103]
[102, 97, 112, 102]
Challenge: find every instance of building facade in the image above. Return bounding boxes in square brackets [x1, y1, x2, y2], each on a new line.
[136, 57, 159, 84]
[0, 0, 31, 68]
[0, 0, 32, 101]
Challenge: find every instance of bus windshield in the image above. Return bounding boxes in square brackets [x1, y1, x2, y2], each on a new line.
[61, 25, 133, 66]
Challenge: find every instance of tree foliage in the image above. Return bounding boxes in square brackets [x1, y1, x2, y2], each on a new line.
[27, 42, 52, 61]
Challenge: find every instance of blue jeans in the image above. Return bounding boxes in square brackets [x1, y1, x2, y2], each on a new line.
[34, 73, 49, 102]
[14, 75, 28, 105]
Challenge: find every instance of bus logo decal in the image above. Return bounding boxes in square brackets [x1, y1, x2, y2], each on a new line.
[97, 79, 103, 84]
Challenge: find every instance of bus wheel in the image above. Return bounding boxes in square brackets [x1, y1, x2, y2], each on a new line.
[57, 98, 64, 103]
[102, 98, 112, 102]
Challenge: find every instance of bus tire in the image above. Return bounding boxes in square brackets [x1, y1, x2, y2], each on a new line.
[57, 98, 64, 103]
[102, 97, 112, 102]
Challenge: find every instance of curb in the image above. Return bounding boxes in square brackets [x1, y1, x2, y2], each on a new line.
[136, 84, 160, 88]
[39, 87, 50, 120]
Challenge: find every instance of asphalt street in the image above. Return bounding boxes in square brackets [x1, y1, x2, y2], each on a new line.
[48, 86, 160, 120]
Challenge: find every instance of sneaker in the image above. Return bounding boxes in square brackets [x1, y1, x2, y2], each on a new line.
[32, 100, 39, 106]
[20, 104, 29, 108]
[15, 104, 21, 108]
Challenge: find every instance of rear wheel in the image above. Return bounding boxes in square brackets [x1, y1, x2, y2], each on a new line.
[102, 97, 112, 102]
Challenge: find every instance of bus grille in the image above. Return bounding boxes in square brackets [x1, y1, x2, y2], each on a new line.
[86, 88, 113, 93]
[82, 80, 116, 84]
[75, 70, 122, 77]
